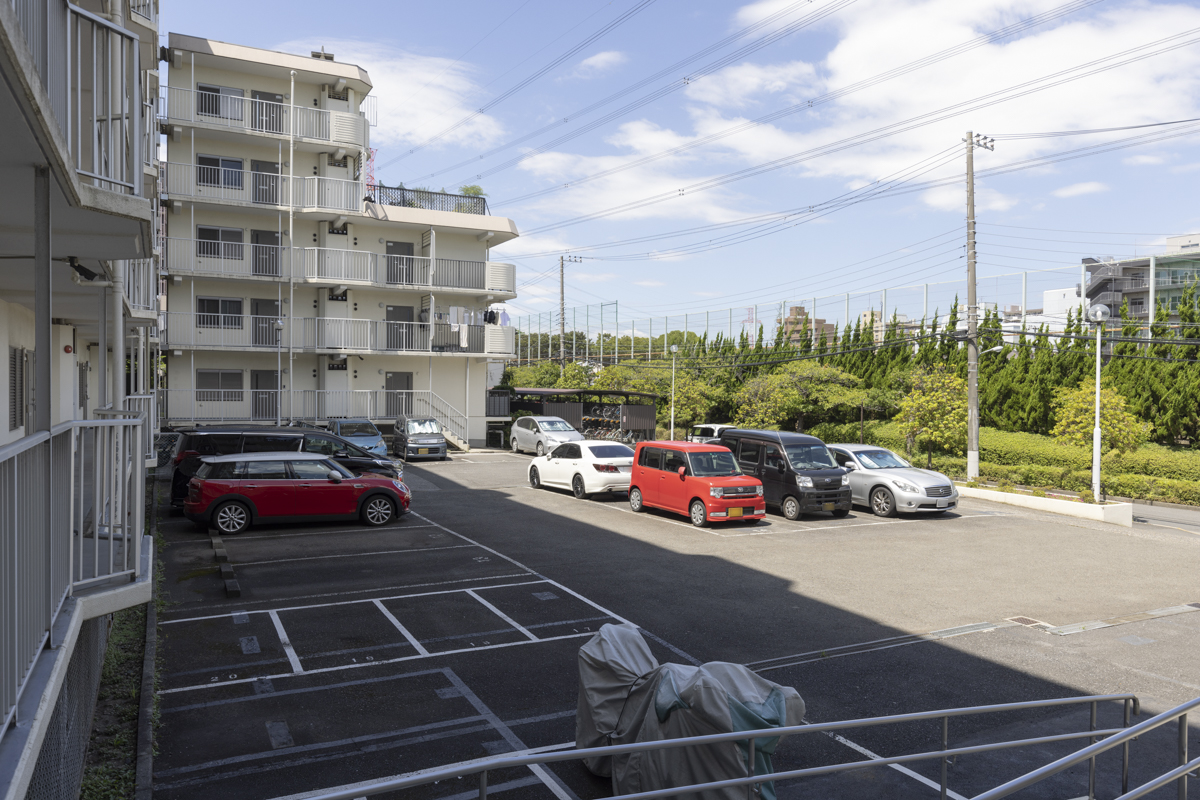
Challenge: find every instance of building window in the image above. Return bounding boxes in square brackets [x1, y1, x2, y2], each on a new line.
[8, 347, 26, 431]
[196, 369, 243, 402]
[196, 226, 244, 260]
[196, 83, 245, 121]
[197, 297, 243, 329]
[197, 155, 243, 189]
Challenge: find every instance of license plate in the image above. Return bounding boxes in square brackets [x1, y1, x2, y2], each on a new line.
[937, 498, 948, 508]
[823, 502, 835, 511]
[418, 448, 430, 455]
[729, 507, 743, 518]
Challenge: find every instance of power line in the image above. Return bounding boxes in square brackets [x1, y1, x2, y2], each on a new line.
[375, 0, 658, 170]
[989, 116, 1200, 139]
[518, 27, 1200, 236]
[491, 0, 1105, 207]
[406, 0, 842, 185]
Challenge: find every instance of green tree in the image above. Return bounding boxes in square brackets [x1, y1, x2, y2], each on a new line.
[894, 366, 967, 466]
[1051, 382, 1149, 453]
[733, 361, 865, 432]
[555, 362, 590, 389]
[458, 184, 486, 196]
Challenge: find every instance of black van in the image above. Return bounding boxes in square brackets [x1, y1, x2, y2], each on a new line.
[717, 429, 851, 520]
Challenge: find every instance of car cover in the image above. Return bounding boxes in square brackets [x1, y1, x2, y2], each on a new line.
[577, 623, 805, 800]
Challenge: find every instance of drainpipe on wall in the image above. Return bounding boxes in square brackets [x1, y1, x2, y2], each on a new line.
[112, 260, 125, 408]
[288, 70, 296, 421]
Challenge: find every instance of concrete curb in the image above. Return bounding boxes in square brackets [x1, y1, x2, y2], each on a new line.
[133, 596, 156, 800]
[956, 485, 1134, 527]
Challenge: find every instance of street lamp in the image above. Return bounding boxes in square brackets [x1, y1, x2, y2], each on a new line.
[669, 344, 679, 440]
[1088, 304, 1110, 498]
[275, 318, 285, 426]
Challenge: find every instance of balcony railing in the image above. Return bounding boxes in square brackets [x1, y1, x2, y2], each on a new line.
[162, 238, 517, 294]
[128, 0, 157, 26]
[12, 1, 143, 194]
[365, 184, 489, 216]
[158, 389, 468, 443]
[0, 416, 148, 745]
[158, 86, 368, 149]
[122, 258, 156, 311]
[161, 162, 361, 212]
[163, 312, 510, 355]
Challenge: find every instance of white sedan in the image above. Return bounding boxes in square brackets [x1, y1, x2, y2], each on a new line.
[528, 441, 635, 499]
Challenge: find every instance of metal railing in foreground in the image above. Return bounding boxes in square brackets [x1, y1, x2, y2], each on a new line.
[285, 693, 1200, 800]
[0, 415, 147, 746]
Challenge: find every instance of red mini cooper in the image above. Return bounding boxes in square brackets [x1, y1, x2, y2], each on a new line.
[185, 452, 411, 534]
[629, 441, 765, 527]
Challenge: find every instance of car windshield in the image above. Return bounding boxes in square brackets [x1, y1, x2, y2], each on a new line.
[588, 444, 634, 459]
[785, 444, 837, 469]
[689, 451, 742, 477]
[407, 419, 442, 434]
[339, 423, 379, 437]
[856, 450, 910, 469]
[540, 420, 574, 431]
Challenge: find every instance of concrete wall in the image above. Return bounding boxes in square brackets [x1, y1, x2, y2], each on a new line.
[0, 298, 87, 448]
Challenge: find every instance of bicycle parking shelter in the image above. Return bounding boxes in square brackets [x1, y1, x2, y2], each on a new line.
[508, 388, 659, 440]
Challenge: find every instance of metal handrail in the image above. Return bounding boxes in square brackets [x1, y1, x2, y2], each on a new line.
[974, 694, 1200, 799]
[290, 694, 1141, 800]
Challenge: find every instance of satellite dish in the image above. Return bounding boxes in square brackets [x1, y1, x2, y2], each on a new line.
[1088, 304, 1110, 323]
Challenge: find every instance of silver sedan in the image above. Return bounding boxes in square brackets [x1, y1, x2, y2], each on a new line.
[826, 444, 959, 517]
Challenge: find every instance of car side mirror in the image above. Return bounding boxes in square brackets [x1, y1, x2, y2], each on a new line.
[334, 450, 348, 458]
[844, 463, 856, 471]
[327, 471, 343, 483]
[677, 466, 686, 479]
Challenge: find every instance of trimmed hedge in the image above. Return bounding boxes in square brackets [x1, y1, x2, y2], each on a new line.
[808, 421, 1200, 485]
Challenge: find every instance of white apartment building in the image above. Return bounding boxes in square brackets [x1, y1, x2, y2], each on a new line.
[158, 35, 520, 448]
[1, 1, 159, 796]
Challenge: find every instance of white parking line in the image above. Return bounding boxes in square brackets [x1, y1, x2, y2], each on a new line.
[236, 544, 475, 567]
[230, 524, 437, 541]
[269, 611, 304, 674]
[466, 589, 538, 641]
[371, 599, 431, 656]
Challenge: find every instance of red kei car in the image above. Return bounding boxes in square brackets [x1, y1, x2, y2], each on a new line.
[185, 452, 411, 534]
[629, 441, 765, 527]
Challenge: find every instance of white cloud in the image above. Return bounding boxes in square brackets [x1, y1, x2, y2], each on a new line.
[1052, 181, 1108, 198]
[276, 38, 504, 152]
[564, 51, 628, 80]
[573, 272, 617, 283]
[685, 61, 820, 108]
[634, 280, 665, 287]
[1124, 154, 1165, 166]
[734, 0, 810, 28]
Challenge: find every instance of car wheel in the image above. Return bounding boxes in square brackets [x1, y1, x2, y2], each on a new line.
[361, 495, 395, 526]
[871, 487, 898, 518]
[832, 508, 850, 518]
[535, 442, 545, 457]
[781, 495, 801, 521]
[529, 467, 541, 489]
[511, 437, 520, 454]
[213, 501, 250, 534]
[572, 474, 589, 500]
[689, 500, 710, 528]
[629, 487, 644, 512]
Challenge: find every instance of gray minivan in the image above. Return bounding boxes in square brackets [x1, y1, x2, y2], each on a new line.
[717, 429, 851, 520]
[393, 415, 448, 461]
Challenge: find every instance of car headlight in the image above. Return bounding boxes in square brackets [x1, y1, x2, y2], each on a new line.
[755, 485, 763, 496]
[894, 480, 920, 493]
[709, 486, 724, 498]
[841, 474, 851, 486]
[796, 476, 813, 488]
[392, 480, 409, 496]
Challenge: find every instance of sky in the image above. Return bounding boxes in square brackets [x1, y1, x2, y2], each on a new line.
[160, 0, 1200, 334]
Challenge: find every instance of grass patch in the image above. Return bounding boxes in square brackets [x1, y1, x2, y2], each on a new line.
[79, 604, 145, 800]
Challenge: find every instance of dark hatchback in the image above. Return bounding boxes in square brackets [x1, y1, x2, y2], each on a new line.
[717, 429, 851, 520]
[169, 427, 401, 508]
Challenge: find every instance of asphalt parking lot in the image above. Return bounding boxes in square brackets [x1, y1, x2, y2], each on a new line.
[153, 451, 1200, 800]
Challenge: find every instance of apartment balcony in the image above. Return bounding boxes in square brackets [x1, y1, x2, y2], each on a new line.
[163, 312, 514, 356]
[122, 257, 158, 317]
[162, 238, 518, 295]
[161, 162, 361, 213]
[158, 388, 468, 440]
[159, 86, 369, 150]
[9, 1, 145, 195]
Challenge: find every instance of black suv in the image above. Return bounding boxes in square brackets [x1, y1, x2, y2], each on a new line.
[169, 427, 401, 507]
[717, 429, 851, 520]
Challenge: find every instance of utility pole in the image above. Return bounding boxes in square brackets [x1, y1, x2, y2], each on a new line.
[965, 130, 994, 481]
[557, 255, 582, 374]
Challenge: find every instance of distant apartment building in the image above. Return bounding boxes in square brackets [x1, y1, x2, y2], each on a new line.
[1084, 234, 1200, 326]
[158, 35, 520, 447]
[781, 305, 836, 344]
[999, 287, 1081, 341]
[0, 1, 159, 796]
